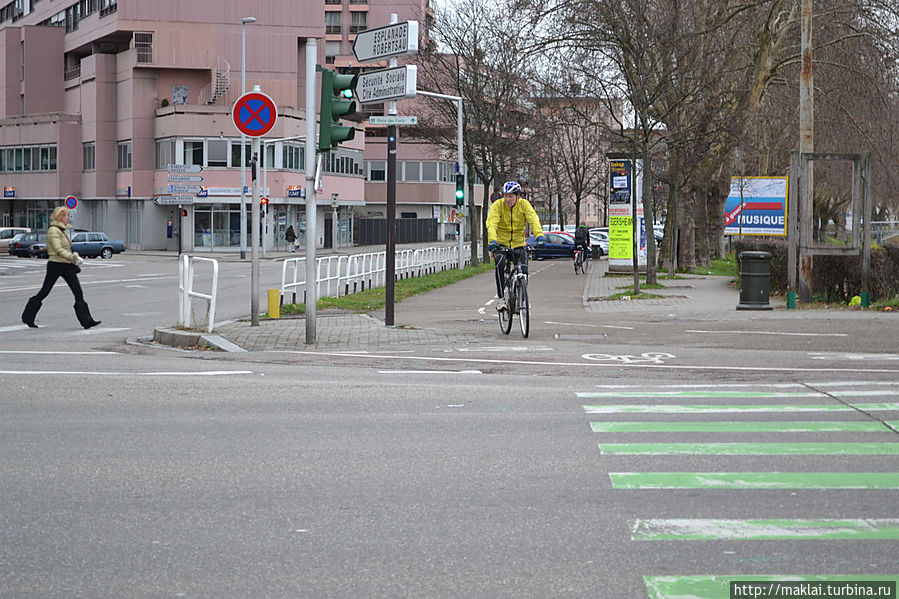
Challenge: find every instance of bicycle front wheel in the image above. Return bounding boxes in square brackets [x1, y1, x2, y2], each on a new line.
[516, 277, 529, 338]
[498, 282, 513, 335]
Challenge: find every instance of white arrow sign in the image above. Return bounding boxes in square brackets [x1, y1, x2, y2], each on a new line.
[369, 115, 418, 125]
[154, 196, 194, 206]
[167, 175, 204, 183]
[167, 164, 203, 173]
[355, 65, 417, 104]
[352, 21, 419, 63]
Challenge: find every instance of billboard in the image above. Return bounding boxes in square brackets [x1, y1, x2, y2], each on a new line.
[725, 177, 788, 236]
[608, 158, 647, 269]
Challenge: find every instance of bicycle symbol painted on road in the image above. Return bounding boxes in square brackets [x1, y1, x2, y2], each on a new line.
[582, 352, 676, 364]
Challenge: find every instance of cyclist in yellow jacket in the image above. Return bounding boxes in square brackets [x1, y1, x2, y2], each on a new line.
[486, 181, 545, 310]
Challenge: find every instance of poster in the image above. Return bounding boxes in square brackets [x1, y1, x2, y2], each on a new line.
[725, 177, 788, 236]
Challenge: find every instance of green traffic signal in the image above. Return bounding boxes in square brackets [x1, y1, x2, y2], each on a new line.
[319, 67, 358, 151]
[455, 173, 465, 206]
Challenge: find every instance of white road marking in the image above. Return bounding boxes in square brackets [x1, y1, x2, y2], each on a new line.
[378, 370, 483, 374]
[126, 284, 149, 288]
[0, 325, 32, 332]
[0, 370, 253, 376]
[545, 320, 635, 330]
[67, 327, 131, 335]
[0, 275, 173, 293]
[0, 350, 119, 355]
[809, 352, 899, 361]
[270, 350, 899, 373]
[585, 381, 899, 389]
[686, 329, 847, 337]
[455, 346, 553, 352]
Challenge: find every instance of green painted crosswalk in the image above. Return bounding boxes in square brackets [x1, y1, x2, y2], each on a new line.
[580, 382, 899, 598]
[583, 402, 899, 413]
[591, 420, 889, 432]
[608, 471, 899, 489]
[630, 518, 899, 540]
[599, 441, 899, 455]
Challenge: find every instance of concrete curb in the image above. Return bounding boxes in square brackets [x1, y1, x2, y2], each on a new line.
[152, 327, 248, 352]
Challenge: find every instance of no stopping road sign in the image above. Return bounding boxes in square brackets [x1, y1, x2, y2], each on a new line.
[232, 91, 278, 137]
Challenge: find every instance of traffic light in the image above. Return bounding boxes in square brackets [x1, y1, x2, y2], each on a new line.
[180, 209, 188, 217]
[455, 174, 465, 206]
[260, 196, 269, 216]
[318, 67, 358, 151]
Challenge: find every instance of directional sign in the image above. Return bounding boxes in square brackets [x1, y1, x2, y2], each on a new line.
[355, 65, 417, 104]
[352, 21, 419, 63]
[232, 91, 278, 137]
[167, 174, 204, 183]
[154, 196, 194, 206]
[167, 164, 203, 173]
[369, 115, 418, 125]
[170, 184, 203, 194]
[65, 195, 78, 209]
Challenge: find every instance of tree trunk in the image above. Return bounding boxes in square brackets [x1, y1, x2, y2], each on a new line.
[680, 188, 696, 272]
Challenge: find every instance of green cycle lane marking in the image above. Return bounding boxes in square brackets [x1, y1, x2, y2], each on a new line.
[578, 390, 825, 399]
[591, 421, 891, 432]
[644, 575, 899, 599]
[630, 518, 899, 541]
[599, 442, 899, 455]
[609, 472, 899, 489]
[583, 403, 899, 414]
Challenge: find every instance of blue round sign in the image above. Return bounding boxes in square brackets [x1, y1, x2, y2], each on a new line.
[232, 92, 278, 137]
[65, 195, 78, 209]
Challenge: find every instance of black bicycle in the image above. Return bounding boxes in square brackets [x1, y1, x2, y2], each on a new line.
[495, 246, 530, 337]
[573, 246, 588, 275]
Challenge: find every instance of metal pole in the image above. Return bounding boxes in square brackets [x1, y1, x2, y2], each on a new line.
[240, 17, 255, 259]
[262, 140, 267, 258]
[798, 0, 814, 303]
[251, 140, 260, 325]
[304, 38, 317, 344]
[457, 98, 464, 270]
[385, 13, 399, 326]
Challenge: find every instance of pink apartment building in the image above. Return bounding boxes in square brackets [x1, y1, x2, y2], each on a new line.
[0, 0, 467, 253]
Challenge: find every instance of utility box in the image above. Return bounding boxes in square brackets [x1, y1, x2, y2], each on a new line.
[737, 251, 773, 310]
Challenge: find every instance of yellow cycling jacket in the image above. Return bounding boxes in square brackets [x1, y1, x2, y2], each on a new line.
[486, 198, 544, 249]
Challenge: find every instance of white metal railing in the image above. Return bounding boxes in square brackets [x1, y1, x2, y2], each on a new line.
[279, 244, 471, 306]
[179, 255, 219, 332]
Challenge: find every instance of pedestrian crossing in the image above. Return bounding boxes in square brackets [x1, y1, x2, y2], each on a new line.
[580, 381, 899, 598]
[0, 257, 122, 274]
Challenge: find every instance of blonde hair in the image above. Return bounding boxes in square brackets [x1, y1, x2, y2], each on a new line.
[52, 206, 69, 221]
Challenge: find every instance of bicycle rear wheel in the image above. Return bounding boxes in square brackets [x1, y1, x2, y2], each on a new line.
[516, 277, 529, 338]
[573, 252, 581, 274]
[498, 280, 513, 335]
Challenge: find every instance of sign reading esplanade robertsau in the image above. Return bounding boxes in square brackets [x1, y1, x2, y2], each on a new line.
[356, 65, 417, 104]
[352, 21, 419, 63]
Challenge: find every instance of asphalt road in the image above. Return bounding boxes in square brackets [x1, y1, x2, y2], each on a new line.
[1, 253, 897, 598]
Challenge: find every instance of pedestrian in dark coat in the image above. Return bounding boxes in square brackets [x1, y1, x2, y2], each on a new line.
[285, 225, 297, 253]
[21, 206, 101, 329]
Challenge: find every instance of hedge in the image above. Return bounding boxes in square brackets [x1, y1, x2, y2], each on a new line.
[732, 239, 899, 303]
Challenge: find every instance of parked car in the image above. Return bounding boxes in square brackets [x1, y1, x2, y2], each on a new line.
[29, 241, 48, 259]
[589, 231, 609, 256]
[70, 231, 126, 259]
[8, 231, 46, 257]
[526, 231, 576, 260]
[0, 227, 31, 251]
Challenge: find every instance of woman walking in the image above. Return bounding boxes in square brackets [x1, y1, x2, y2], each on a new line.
[21, 206, 101, 329]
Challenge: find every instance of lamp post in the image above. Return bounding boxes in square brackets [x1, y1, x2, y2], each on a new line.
[239, 16, 256, 259]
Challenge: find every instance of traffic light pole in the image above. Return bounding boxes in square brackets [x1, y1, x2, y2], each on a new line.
[384, 13, 399, 327]
[305, 37, 318, 344]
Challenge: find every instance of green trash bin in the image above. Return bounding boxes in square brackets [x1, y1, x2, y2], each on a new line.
[737, 251, 773, 310]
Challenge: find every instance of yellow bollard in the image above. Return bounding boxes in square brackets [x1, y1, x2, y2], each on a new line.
[267, 288, 280, 319]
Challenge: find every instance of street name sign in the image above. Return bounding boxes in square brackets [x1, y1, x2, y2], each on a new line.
[352, 21, 419, 63]
[167, 174, 204, 183]
[154, 195, 194, 206]
[369, 115, 418, 125]
[167, 164, 203, 174]
[170, 184, 203, 194]
[355, 65, 417, 104]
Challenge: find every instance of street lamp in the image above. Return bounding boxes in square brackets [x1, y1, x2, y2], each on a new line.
[239, 16, 256, 259]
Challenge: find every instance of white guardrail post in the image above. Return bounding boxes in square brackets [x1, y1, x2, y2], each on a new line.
[178, 255, 219, 333]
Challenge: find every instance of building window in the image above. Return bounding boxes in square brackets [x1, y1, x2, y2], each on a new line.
[421, 161, 438, 181]
[82, 143, 95, 171]
[99, 0, 116, 17]
[403, 161, 420, 182]
[325, 12, 341, 34]
[184, 140, 204, 166]
[155, 139, 175, 169]
[134, 32, 153, 63]
[117, 140, 132, 170]
[325, 41, 341, 59]
[207, 139, 228, 167]
[282, 143, 304, 170]
[230, 141, 250, 168]
[350, 12, 367, 33]
[368, 160, 385, 181]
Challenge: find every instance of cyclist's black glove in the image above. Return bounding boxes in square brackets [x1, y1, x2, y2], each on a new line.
[535, 236, 546, 248]
[488, 240, 500, 252]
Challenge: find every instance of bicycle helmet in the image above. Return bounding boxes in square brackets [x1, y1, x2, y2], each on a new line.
[502, 181, 522, 195]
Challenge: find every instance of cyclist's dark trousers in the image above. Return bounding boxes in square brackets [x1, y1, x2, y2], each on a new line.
[33, 261, 85, 303]
[494, 247, 528, 297]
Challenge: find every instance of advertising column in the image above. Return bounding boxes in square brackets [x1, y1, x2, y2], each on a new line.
[608, 158, 647, 272]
